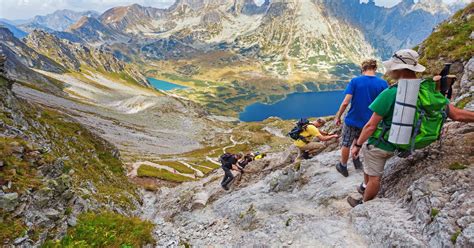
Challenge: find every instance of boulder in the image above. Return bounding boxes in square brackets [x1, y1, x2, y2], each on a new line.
[268, 168, 299, 192]
[192, 192, 210, 210]
[44, 208, 61, 220]
[0, 192, 19, 211]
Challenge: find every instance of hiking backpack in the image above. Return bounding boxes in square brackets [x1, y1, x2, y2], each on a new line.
[219, 153, 234, 164]
[373, 78, 449, 157]
[288, 118, 311, 141]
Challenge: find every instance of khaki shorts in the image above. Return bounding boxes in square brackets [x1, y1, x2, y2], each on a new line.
[299, 142, 325, 153]
[363, 144, 393, 177]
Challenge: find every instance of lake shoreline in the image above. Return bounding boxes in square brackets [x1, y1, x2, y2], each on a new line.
[239, 90, 345, 122]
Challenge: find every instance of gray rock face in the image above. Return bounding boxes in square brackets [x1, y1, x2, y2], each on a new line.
[457, 223, 474, 247]
[268, 167, 300, 192]
[323, 0, 459, 58]
[350, 199, 426, 247]
[0, 192, 19, 211]
[143, 150, 368, 247]
[460, 57, 474, 96]
[141, 119, 473, 247]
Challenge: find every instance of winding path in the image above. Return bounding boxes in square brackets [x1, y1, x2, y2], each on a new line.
[128, 161, 196, 179]
[222, 135, 248, 153]
[180, 161, 205, 177]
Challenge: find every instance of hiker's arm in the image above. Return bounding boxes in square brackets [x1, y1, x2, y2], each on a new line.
[232, 164, 244, 173]
[317, 134, 338, 141]
[448, 104, 474, 122]
[335, 94, 352, 126]
[352, 113, 383, 157]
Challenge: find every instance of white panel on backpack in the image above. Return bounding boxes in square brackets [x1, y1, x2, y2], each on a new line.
[388, 79, 421, 145]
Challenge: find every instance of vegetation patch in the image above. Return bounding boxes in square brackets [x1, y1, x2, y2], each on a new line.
[449, 162, 467, 170]
[0, 216, 27, 244]
[0, 137, 42, 192]
[451, 229, 462, 244]
[430, 208, 440, 220]
[44, 211, 154, 247]
[455, 95, 472, 109]
[137, 164, 193, 182]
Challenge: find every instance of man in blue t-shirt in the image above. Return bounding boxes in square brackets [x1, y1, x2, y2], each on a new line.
[334, 59, 388, 178]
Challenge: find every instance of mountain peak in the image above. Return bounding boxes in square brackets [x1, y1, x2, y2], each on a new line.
[68, 16, 100, 30]
[25, 9, 99, 32]
[412, 0, 450, 14]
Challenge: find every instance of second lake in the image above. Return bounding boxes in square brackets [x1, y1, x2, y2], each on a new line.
[148, 77, 187, 91]
[239, 91, 345, 122]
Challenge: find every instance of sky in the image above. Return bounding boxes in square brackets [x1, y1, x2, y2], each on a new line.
[0, 0, 465, 20]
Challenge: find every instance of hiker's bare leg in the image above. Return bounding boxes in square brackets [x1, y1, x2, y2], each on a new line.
[340, 145, 350, 165]
[363, 175, 381, 202]
[364, 173, 369, 185]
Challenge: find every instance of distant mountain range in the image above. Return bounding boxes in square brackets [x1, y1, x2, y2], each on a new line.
[0, 0, 469, 80]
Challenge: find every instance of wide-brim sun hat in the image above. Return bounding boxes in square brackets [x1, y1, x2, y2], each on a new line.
[383, 49, 426, 73]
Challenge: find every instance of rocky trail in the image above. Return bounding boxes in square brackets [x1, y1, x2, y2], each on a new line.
[141, 150, 371, 247]
[140, 120, 473, 247]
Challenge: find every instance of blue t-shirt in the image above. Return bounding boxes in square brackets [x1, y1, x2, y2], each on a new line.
[343, 75, 388, 128]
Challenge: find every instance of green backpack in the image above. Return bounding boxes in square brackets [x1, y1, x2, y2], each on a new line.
[373, 79, 449, 157]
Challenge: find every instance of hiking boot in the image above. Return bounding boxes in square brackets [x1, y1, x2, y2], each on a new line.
[336, 162, 349, 177]
[302, 151, 310, 160]
[353, 157, 363, 170]
[222, 184, 230, 191]
[357, 183, 366, 195]
[347, 196, 363, 208]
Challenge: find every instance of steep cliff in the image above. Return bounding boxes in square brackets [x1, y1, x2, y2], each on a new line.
[0, 54, 153, 246]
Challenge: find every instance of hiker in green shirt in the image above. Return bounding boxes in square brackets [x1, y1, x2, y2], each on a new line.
[347, 49, 474, 207]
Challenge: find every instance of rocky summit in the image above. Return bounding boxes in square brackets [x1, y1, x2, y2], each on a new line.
[0, 0, 473, 247]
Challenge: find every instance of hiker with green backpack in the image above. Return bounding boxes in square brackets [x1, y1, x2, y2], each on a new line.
[347, 49, 474, 207]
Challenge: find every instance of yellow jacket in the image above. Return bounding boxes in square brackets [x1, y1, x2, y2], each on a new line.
[294, 125, 321, 148]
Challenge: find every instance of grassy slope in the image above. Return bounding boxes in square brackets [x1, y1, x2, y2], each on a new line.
[137, 164, 193, 183]
[1, 76, 153, 245]
[418, 3, 474, 75]
[44, 211, 154, 247]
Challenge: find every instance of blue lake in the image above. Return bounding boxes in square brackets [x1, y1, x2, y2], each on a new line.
[239, 91, 345, 122]
[148, 77, 187, 91]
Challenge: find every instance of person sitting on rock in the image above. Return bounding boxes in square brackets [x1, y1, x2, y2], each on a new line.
[294, 118, 339, 161]
[334, 59, 388, 177]
[347, 49, 474, 207]
[220, 153, 243, 191]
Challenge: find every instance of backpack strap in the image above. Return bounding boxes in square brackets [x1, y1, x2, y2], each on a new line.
[437, 104, 450, 149]
[299, 123, 314, 143]
[410, 109, 425, 153]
